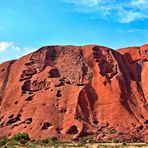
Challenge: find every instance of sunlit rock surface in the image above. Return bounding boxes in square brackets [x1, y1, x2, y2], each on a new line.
[0, 44, 148, 142]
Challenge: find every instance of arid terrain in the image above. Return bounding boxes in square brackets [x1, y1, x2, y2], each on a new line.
[0, 44, 148, 143]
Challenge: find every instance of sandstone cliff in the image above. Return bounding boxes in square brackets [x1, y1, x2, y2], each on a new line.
[0, 44, 148, 142]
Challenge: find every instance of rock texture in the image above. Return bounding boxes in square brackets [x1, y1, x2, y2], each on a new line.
[0, 44, 148, 142]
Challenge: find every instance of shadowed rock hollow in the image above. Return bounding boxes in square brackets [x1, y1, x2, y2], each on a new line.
[0, 44, 148, 142]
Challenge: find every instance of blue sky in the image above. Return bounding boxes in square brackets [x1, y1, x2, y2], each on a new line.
[0, 0, 148, 63]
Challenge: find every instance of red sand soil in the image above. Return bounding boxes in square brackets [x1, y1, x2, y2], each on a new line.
[0, 44, 148, 142]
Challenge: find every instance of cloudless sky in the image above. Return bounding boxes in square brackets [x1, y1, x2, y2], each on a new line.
[0, 0, 148, 63]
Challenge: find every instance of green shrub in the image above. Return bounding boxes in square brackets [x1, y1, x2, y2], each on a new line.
[19, 139, 28, 144]
[112, 138, 119, 143]
[50, 137, 57, 142]
[122, 142, 127, 146]
[42, 138, 49, 144]
[29, 140, 40, 148]
[42, 137, 57, 145]
[12, 133, 30, 142]
[87, 135, 95, 142]
[0, 139, 7, 146]
[79, 137, 87, 145]
[79, 135, 95, 144]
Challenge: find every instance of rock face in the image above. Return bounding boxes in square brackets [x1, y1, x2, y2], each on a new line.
[0, 44, 148, 142]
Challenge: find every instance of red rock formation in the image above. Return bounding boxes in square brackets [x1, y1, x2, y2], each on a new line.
[0, 44, 148, 142]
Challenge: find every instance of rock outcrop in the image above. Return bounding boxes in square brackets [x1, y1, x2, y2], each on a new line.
[0, 44, 148, 142]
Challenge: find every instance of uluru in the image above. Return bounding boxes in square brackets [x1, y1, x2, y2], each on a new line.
[0, 44, 148, 142]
